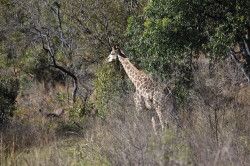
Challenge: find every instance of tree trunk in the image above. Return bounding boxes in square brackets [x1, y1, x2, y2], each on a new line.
[51, 64, 78, 103]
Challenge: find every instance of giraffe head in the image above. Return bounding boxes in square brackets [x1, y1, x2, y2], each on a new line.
[107, 45, 125, 62]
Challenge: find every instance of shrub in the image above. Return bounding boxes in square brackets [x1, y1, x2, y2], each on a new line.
[0, 77, 19, 125]
[93, 63, 126, 116]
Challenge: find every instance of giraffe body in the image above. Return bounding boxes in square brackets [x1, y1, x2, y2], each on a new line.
[107, 46, 177, 132]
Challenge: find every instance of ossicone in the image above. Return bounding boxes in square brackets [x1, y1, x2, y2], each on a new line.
[114, 45, 120, 50]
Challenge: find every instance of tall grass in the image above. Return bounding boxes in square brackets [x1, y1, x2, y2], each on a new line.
[1, 58, 250, 165]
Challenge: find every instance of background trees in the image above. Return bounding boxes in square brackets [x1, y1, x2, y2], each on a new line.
[126, 0, 250, 102]
[0, 0, 249, 126]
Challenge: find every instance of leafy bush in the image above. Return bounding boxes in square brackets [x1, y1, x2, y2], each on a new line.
[0, 77, 19, 124]
[93, 63, 125, 116]
[126, 0, 250, 103]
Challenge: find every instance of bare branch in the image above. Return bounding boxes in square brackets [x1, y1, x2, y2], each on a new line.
[33, 26, 78, 103]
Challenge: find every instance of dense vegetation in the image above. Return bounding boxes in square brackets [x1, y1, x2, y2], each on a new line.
[0, 78, 19, 124]
[126, 0, 250, 102]
[0, 0, 250, 165]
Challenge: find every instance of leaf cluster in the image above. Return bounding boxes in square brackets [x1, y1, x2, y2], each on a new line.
[126, 0, 250, 102]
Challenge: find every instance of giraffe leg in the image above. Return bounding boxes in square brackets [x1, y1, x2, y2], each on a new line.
[155, 106, 164, 131]
[151, 117, 157, 135]
[144, 97, 153, 110]
[152, 95, 165, 131]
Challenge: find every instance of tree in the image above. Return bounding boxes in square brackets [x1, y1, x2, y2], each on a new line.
[126, 0, 250, 102]
[0, 0, 147, 107]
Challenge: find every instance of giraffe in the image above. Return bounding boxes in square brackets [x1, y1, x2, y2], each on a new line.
[107, 45, 177, 133]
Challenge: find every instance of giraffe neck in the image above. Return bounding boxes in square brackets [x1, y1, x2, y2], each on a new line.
[118, 55, 143, 87]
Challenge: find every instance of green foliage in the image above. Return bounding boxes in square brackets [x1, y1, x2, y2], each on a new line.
[56, 91, 67, 103]
[126, 0, 250, 103]
[0, 77, 19, 124]
[20, 48, 66, 85]
[68, 101, 85, 120]
[0, 54, 7, 68]
[94, 63, 124, 116]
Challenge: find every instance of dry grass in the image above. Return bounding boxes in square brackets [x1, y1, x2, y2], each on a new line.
[0, 138, 109, 166]
[1, 58, 250, 165]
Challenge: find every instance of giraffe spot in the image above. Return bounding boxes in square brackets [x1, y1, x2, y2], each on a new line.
[129, 73, 134, 79]
[138, 83, 143, 89]
[134, 80, 139, 85]
[124, 61, 129, 65]
[145, 89, 151, 94]
[138, 81, 146, 87]
[142, 77, 148, 82]
[146, 84, 153, 90]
